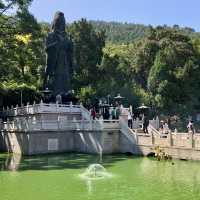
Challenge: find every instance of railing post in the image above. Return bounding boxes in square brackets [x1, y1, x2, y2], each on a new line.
[81, 118, 84, 130]
[57, 115, 60, 130]
[7, 106, 9, 116]
[33, 101, 36, 113]
[70, 101, 72, 113]
[26, 118, 29, 131]
[90, 119, 92, 130]
[40, 115, 43, 130]
[40, 99, 43, 105]
[190, 133, 194, 148]
[168, 131, 172, 147]
[156, 116, 159, 129]
[26, 102, 29, 114]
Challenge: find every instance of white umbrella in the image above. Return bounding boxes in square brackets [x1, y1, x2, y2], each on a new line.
[137, 105, 149, 109]
[114, 94, 124, 100]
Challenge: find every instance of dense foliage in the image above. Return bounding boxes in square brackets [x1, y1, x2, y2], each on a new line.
[0, 0, 45, 106]
[68, 19, 105, 88]
[91, 21, 200, 44]
[98, 27, 200, 116]
[1, 1, 200, 120]
[90, 21, 148, 44]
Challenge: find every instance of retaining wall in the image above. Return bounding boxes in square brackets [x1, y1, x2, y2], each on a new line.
[1, 130, 121, 155]
[2, 130, 200, 161]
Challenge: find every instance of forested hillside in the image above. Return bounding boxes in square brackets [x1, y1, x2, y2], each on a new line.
[90, 21, 200, 44]
[90, 21, 148, 44]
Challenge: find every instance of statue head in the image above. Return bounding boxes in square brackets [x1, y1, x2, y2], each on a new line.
[51, 11, 66, 33]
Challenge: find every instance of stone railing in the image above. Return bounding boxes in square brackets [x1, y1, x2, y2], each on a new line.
[102, 120, 120, 130]
[2, 119, 120, 132]
[3, 103, 83, 117]
[136, 128, 200, 150]
[127, 117, 160, 130]
[120, 119, 137, 144]
[79, 104, 92, 120]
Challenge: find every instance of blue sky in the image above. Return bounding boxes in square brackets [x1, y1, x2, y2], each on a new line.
[30, 0, 200, 31]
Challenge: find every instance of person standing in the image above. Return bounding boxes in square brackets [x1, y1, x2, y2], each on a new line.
[128, 110, 133, 129]
[187, 120, 194, 134]
[116, 107, 120, 120]
[104, 108, 110, 120]
[163, 122, 169, 134]
[143, 114, 149, 134]
[91, 108, 96, 120]
[111, 107, 116, 120]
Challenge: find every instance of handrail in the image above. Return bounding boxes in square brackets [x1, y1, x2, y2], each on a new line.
[119, 119, 137, 144]
[102, 120, 119, 123]
[148, 124, 160, 136]
[2, 119, 102, 131]
[2, 119, 122, 132]
[79, 105, 91, 120]
[4, 103, 83, 116]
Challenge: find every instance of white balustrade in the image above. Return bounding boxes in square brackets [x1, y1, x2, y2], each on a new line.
[2, 118, 122, 132]
[1, 103, 123, 132]
[120, 118, 137, 144]
[4, 103, 84, 117]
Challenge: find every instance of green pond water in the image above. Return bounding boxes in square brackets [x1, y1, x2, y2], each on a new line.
[0, 153, 200, 200]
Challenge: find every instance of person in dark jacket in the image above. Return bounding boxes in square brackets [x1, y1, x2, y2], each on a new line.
[143, 115, 149, 134]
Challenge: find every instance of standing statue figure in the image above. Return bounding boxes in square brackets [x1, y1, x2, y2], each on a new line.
[43, 11, 73, 95]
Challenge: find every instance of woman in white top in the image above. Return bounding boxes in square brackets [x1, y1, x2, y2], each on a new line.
[187, 120, 194, 134]
[163, 122, 169, 134]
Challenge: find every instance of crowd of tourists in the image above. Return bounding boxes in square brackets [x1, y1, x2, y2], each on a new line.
[159, 119, 195, 134]
[89, 104, 151, 134]
[89, 104, 123, 121]
[89, 102, 196, 134]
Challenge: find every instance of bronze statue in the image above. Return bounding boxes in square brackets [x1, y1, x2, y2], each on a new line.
[43, 11, 73, 95]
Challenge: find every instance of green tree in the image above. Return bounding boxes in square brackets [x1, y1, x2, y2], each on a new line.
[0, 0, 46, 106]
[68, 18, 105, 89]
[148, 28, 200, 115]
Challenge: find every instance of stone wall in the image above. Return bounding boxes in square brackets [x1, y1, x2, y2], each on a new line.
[2, 132, 29, 154]
[119, 132, 138, 154]
[2, 129, 200, 161]
[28, 131, 74, 155]
[1, 130, 121, 155]
[0, 132, 6, 152]
[135, 133, 200, 160]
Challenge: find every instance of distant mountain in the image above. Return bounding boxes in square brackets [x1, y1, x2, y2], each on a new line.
[40, 20, 200, 44]
[89, 21, 200, 44]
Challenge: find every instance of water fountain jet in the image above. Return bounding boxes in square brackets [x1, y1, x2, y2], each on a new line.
[80, 163, 112, 180]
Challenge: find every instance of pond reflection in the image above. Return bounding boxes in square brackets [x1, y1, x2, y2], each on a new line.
[0, 153, 127, 171]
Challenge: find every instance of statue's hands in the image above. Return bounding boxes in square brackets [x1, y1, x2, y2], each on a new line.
[57, 34, 65, 42]
[46, 41, 58, 50]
